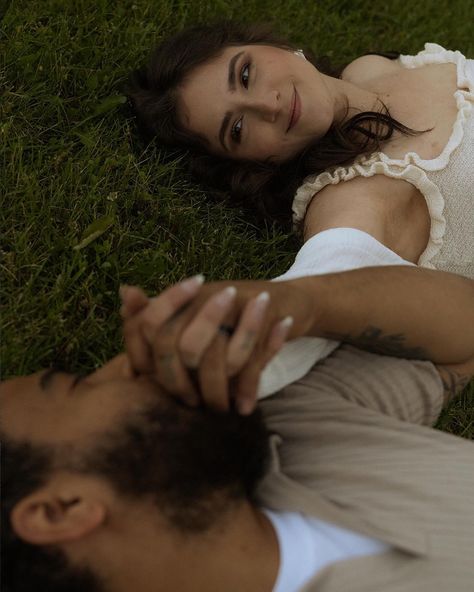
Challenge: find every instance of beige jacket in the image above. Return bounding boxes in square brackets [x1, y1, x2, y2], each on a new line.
[258, 346, 474, 591]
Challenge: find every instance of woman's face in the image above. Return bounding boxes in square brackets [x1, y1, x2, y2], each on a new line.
[178, 44, 336, 163]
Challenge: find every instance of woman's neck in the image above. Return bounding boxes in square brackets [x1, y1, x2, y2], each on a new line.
[323, 74, 387, 125]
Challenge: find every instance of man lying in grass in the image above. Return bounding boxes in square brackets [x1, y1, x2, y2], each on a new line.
[2, 265, 474, 592]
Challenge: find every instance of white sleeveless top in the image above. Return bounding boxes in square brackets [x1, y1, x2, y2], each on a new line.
[292, 44, 474, 279]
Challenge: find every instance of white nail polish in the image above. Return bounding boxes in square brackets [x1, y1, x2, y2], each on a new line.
[216, 286, 237, 306]
[191, 274, 205, 285]
[256, 291, 270, 304]
[181, 274, 205, 292]
[279, 316, 294, 331]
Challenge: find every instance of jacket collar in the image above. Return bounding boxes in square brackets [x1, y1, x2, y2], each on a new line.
[256, 434, 428, 557]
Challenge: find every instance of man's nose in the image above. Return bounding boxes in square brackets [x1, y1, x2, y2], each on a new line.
[249, 90, 280, 122]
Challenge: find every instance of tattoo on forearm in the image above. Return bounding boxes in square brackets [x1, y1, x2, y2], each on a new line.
[323, 326, 429, 360]
[437, 367, 471, 405]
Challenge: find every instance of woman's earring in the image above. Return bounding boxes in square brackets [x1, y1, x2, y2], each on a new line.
[294, 49, 306, 60]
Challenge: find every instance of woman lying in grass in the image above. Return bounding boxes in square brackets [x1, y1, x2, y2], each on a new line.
[126, 22, 473, 402]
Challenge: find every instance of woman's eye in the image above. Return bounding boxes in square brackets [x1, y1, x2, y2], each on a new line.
[231, 118, 243, 143]
[241, 63, 250, 89]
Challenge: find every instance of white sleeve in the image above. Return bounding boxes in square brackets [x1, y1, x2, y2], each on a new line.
[257, 228, 415, 398]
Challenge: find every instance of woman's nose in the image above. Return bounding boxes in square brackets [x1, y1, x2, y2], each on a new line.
[249, 90, 280, 122]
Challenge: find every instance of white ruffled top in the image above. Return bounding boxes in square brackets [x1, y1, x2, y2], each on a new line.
[292, 44, 474, 279]
[257, 45, 473, 399]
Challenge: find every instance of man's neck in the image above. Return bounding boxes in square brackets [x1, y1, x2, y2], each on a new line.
[94, 502, 280, 592]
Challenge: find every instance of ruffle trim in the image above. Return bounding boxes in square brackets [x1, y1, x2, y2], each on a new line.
[388, 43, 473, 171]
[292, 42, 473, 269]
[292, 160, 446, 268]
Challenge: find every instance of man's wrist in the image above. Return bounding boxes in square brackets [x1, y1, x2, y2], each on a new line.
[284, 276, 328, 338]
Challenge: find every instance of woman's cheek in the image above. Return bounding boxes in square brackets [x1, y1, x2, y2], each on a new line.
[260, 131, 285, 160]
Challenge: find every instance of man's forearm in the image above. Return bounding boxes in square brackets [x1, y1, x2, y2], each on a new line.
[291, 266, 474, 364]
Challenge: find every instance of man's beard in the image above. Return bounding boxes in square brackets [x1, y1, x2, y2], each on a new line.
[84, 391, 271, 532]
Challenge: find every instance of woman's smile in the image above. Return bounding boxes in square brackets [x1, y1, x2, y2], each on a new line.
[287, 86, 302, 132]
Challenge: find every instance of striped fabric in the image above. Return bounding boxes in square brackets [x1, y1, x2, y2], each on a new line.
[257, 345, 474, 591]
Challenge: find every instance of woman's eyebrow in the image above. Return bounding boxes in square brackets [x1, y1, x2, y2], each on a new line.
[228, 50, 244, 91]
[219, 50, 245, 151]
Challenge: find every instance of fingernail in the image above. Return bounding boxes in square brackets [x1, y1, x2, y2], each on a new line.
[215, 286, 237, 307]
[237, 399, 254, 416]
[119, 284, 131, 302]
[278, 316, 294, 335]
[255, 291, 270, 307]
[251, 291, 270, 321]
[181, 274, 205, 292]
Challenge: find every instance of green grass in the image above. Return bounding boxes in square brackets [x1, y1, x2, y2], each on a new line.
[1, 0, 473, 437]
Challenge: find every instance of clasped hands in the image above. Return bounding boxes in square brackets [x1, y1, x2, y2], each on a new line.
[120, 275, 317, 414]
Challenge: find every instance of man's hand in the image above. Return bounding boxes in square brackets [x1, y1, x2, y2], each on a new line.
[120, 277, 316, 414]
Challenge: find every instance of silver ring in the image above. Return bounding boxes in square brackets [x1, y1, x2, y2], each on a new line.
[218, 324, 234, 337]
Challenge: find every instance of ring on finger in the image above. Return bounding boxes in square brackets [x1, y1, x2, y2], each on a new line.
[218, 324, 234, 337]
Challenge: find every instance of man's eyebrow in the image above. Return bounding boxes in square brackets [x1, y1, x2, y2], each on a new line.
[219, 50, 244, 152]
[39, 368, 85, 392]
[39, 368, 60, 390]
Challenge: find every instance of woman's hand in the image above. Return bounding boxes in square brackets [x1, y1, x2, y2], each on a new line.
[120, 277, 316, 413]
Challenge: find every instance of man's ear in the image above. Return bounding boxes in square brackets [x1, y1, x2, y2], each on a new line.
[10, 472, 107, 546]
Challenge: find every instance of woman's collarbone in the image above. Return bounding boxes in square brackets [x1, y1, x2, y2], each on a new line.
[368, 64, 460, 161]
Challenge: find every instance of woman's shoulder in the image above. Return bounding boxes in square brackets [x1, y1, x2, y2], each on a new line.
[341, 54, 402, 84]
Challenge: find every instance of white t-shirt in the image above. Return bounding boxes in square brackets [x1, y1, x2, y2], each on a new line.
[257, 228, 414, 398]
[263, 508, 391, 592]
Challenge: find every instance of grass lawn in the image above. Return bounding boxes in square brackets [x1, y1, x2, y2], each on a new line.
[1, 0, 473, 437]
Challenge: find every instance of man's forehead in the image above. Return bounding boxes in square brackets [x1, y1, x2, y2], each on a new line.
[0, 372, 51, 441]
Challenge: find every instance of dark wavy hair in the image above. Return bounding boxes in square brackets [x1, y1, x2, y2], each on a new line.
[127, 21, 423, 227]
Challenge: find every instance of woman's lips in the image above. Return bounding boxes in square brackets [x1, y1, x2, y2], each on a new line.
[287, 87, 301, 132]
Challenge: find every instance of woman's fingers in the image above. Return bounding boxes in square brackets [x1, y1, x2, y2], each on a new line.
[121, 275, 204, 377]
[140, 275, 205, 340]
[226, 292, 270, 377]
[121, 278, 295, 414]
[148, 285, 237, 402]
[197, 333, 230, 412]
[260, 316, 294, 366]
[152, 324, 200, 407]
[178, 286, 237, 368]
[234, 361, 262, 415]
[233, 316, 294, 415]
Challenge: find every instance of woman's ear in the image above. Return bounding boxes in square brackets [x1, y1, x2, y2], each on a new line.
[10, 472, 107, 546]
[294, 49, 307, 60]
